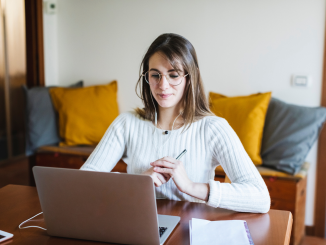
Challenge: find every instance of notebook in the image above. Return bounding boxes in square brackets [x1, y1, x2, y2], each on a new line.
[189, 218, 254, 245]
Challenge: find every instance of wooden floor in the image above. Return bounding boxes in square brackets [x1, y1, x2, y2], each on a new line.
[1, 158, 326, 245]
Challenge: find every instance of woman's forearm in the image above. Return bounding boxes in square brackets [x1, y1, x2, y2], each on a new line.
[150, 157, 211, 202]
[184, 182, 210, 202]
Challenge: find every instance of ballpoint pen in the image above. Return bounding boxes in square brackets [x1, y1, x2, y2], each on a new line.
[176, 149, 187, 160]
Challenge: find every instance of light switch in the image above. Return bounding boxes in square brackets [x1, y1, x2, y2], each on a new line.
[292, 75, 311, 87]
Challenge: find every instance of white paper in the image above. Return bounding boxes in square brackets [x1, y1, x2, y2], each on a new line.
[189, 218, 251, 245]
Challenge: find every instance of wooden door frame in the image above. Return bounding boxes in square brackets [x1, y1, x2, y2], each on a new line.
[313, 10, 326, 237]
[25, 0, 44, 87]
[24, 0, 44, 185]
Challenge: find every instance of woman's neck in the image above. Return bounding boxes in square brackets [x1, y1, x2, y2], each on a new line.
[157, 106, 184, 130]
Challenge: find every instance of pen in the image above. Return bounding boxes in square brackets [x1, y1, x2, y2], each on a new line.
[176, 149, 187, 160]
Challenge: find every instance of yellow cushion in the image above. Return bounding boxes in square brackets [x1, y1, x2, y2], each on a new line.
[50, 81, 119, 146]
[209, 91, 271, 165]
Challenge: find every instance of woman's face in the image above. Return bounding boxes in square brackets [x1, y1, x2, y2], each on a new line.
[148, 52, 187, 111]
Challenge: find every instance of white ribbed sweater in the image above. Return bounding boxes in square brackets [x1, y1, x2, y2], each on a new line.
[80, 111, 271, 213]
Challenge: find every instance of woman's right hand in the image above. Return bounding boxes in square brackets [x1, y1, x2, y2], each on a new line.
[143, 167, 169, 187]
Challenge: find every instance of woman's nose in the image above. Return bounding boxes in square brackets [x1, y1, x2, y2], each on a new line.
[159, 75, 170, 90]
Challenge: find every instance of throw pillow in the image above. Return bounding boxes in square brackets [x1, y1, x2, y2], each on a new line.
[23, 81, 83, 156]
[261, 97, 326, 175]
[49, 81, 119, 146]
[209, 91, 272, 165]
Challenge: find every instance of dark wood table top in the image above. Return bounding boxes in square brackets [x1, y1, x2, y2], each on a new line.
[0, 185, 292, 245]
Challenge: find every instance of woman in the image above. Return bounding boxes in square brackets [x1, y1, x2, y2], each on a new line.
[81, 33, 270, 213]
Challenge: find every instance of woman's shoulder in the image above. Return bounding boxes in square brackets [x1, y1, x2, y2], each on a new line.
[199, 115, 229, 128]
[197, 115, 235, 139]
[109, 111, 148, 134]
[114, 110, 149, 125]
[116, 111, 137, 119]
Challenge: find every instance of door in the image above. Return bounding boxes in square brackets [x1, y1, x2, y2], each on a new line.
[0, 0, 27, 162]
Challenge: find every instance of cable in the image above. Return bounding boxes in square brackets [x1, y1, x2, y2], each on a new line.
[153, 110, 183, 156]
[18, 212, 47, 230]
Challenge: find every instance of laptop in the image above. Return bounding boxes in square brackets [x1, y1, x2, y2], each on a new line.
[33, 166, 180, 245]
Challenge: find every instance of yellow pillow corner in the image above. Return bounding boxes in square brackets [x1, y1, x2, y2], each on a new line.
[209, 91, 272, 165]
[50, 81, 119, 146]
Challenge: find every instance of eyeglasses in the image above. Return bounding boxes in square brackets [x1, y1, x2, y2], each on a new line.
[141, 70, 188, 86]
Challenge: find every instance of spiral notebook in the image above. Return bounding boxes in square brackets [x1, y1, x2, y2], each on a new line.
[189, 218, 254, 245]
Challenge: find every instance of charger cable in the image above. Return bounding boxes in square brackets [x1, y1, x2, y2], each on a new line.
[18, 212, 47, 230]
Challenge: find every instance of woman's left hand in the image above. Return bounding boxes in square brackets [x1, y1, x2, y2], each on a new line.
[150, 156, 193, 193]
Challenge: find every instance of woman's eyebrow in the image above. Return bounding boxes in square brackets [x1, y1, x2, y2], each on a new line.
[149, 68, 177, 72]
[149, 68, 161, 72]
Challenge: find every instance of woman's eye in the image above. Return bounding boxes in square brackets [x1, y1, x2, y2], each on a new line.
[151, 74, 160, 79]
[169, 74, 179, 79]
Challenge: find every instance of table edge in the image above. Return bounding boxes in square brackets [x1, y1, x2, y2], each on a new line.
[284, 212, 293, 245]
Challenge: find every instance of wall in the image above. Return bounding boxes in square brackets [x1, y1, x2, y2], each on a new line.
[43, 0, 58, 86]
[43, 0, 326, 226]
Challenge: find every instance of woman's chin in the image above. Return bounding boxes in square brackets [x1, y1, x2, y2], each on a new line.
[157, 101, 176, 109]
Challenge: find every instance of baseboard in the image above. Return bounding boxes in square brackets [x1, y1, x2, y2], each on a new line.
[306, 225, 315, 236]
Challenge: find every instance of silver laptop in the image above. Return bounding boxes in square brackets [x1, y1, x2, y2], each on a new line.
[33, 166, 180, 245]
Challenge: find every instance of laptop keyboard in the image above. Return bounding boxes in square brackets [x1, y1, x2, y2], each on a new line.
[159, 227, 168, 237]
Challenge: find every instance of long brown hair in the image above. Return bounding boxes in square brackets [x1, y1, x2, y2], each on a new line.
[135, 33, 213, 129]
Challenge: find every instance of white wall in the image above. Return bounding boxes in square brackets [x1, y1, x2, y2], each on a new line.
[43, 0, 326, 226]
[43, 0, 58, 86]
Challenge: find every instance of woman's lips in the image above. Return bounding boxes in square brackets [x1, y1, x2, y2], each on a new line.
[158, 94, 172, 99]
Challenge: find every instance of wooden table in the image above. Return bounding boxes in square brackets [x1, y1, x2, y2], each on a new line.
[0, 185, 292, 245]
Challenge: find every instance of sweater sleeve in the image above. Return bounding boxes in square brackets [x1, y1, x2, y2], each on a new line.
[206, 117, 270, 213]
[80, 113, 128, 172]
